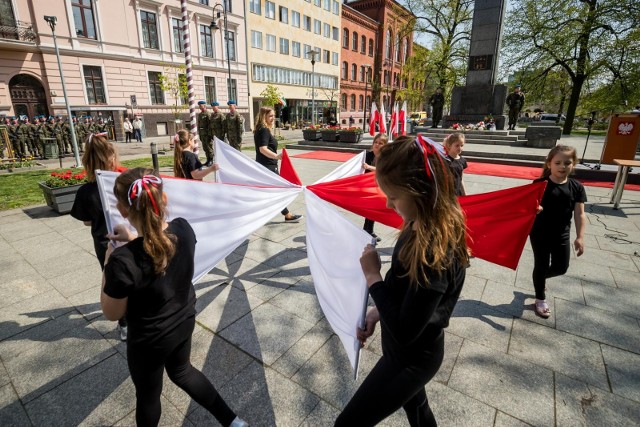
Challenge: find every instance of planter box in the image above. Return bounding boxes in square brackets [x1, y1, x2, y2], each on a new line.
[302, 130, 322, 141]
[338, 132, 363, 143]
[38, 182, 83, 214]
[321, 131, 340, 142]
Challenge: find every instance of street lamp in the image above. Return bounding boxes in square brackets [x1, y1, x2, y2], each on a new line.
[209, 3, 233, 101]
[307, 49, 318, 125]
[44, 15, 81, 167]
[362, 65, 371, 131]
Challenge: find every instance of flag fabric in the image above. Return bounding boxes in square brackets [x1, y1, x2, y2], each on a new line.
[279, 148, 303, 186]
[399, 101, 408, 136]
[278, 96, 287, 107]
[313, 150, 367, 184]
[389, 102, 398, 138]
[369, 102, 378, 136]
[378, 102, 387, 135]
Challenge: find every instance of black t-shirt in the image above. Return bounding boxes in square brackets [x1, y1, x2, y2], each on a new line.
[254, 127, 278, 166]
[364, 151, 375, 174]
[181, 151, 203, 180]
[369, 229, 466, 364]
[103, 218, 197, 346]
[70, 181, 108, 269]
[531, 177, 587, 239]
[447, 155, 467, 196]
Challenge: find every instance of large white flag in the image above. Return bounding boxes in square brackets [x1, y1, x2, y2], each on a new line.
[96, 170, 301, 284]
[304, 189, 371, 375]
[313, 150, 367, 184]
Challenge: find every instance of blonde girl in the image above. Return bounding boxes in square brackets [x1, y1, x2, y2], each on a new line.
[443, 132, 467, 196]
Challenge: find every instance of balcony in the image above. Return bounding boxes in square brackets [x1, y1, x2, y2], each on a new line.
[0, 20, 37, 43]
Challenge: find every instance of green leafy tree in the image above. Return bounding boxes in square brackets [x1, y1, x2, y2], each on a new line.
[503, 0, 640, 134]
[158, 64, 189, 133]
[260, 84, 283, 107]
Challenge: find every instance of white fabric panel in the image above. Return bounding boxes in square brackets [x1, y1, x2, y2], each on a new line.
[313, 150, 367, 184]
[214, 136, 299, 188]
[304, 189, 371, 375]
[96, 170, 301, 284]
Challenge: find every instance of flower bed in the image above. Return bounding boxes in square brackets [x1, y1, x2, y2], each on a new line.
[302, 125, 322, 141]
[39, 170, 87, 214]
[337, 127, 363, 143]
[320, 126, 340, 142]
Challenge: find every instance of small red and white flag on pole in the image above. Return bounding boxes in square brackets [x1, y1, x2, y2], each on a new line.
[369, 102, 378, 136]
[378, 102, 387, 135]
[399, 101, 408, 136]
[390, 102, 399, 137]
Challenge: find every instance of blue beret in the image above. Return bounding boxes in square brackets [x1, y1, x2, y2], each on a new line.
[515, 84, 522, 88]
[198, 100, 207, 105]
[227, 100, 236, 105]
[211, 102, 219, 107]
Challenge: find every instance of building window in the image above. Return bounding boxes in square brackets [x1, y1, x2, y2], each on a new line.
[314, 0, 320, 6]
[200, 25, 214, 57]
[148, 71, 164, 105]
[404, 38, 410, 64]
[332, 52, 338, 65]
[226, 30, 236, 60]
[396, 34, 402, 62]
[265, 1, 275, 19]
[366, 95, 371, 108]
[279, 6, 288, 23]
[292, 41, 301, 57]
[292, 11, 300, 27]
[350, 94, 356, 110]
[341, 93, 347, 110]
[360, 65, 365, 82]
[83, 65, 105, 104]
[341, 62, 348, 79]
[359, 95, 364, 111]
[385, 29, 392, 59]
[252, 64, 338, 89]
[351, 63, 356, 81]
[304, 44, 312, 59]
[361, 35, 366, 54]
[72, 0, 96, 39]
[313, 19, 321, 35]
[323, 23, 330, 38]
[323, 0, 330, 11]
[266, 34, 276, 51]
[250, 0, 261, 15]
[251, 30, 262, 48]
[199, 0, 209, 4]
[280, 38, 289, 55]
[141, 11, 159, 49]
[224, 0, 232, 13]
[369, 38, 374, 56]
[323, 49, 330, 63]
[352, 32, 358, 51]
[172, 18, 184, 53]
[332, 0, 339, 15]
[303, 15, 311, 31]
[342, 28, 349, 49]
[227, 78, 237, 101]
[332, 26, 339, 41]
[205, 76, 216, 104]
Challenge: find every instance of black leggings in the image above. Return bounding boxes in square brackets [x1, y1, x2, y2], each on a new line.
[262, 163, 289, 215]
[127, 316, 236, 427]
[363, 218, 375, 235]
[335, 332, 444, 426]
[530, 235, 570, 300]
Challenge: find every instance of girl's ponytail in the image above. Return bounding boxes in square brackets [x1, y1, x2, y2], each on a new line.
[173, 129, 191, 179]
[82, 134, 118, 181]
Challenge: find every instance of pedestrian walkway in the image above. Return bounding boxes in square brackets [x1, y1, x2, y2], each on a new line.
[1, 150, 640, 426]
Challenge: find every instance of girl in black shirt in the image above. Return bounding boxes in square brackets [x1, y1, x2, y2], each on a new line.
[444, 132, 467, 196]
[102, 168, 246, 427]
[336, 136, 468, 426]
[530, 145, 586, 318]
[253, 106, 302, 222]
[362, 133, 388, 241]
[173, 129, 219, 180]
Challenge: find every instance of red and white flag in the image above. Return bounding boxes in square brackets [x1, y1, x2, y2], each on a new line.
[368, 102, 378, 136]
[399, 101, 408, 136]
[390, 102, 399, 137]
[378, 101, 387, 135]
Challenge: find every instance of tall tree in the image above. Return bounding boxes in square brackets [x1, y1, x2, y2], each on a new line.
[503, 0, 640, 134]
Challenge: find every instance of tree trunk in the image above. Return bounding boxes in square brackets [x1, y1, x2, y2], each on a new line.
[563, 76, 585, 135]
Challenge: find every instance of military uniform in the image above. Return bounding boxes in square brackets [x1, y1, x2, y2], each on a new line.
[26, 120, 40, 158]
[8, 120, 20, 158]
[208, 102, 225, 160]
[196, 101, 212, 162]
[428, 90, 445, 128]
[224, 101, 244, 151]
[506, 88, 525, 130]
[54, 119, 66, 154]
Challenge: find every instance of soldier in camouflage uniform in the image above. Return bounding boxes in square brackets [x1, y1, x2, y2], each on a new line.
[24, 117, 39, 158]
[53, 117, 66, 154]
[506, 85, 525, 130]
[8, 118, 24, 158]
[209, 101, 225, 151]
[72, 117, 83, 153]
[196, 101, 212, 165]
[96, 118, 106, 133]
[60, 117, 72, 154]
[16, 118, 31, 158]
[224, 100, 244, 151]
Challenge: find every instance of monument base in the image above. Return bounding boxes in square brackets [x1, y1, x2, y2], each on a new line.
[445, 84, 508, 130]
[443, 114, 506, 130]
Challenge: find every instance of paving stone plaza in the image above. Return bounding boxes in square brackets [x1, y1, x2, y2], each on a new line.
[1, 138, 639, 426]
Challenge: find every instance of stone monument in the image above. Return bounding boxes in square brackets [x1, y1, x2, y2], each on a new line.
[444, 0, 508, 130]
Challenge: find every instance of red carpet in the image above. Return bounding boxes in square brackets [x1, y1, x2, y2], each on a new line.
[292, 151, 357, 162]
[291, 152, 640, 191]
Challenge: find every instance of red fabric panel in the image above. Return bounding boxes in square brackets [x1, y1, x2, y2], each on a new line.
[308, 173, 547, 270]
[291, 151, 357, 162]
[279, 148, 303, 186]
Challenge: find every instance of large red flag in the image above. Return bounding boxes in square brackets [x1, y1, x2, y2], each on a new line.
[308, 174, 546, 270]
[279, 148, 302, 186]
[369, 102, 378, 136]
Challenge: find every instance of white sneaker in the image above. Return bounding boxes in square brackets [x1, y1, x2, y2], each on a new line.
[118, 325, 128, 341]
[230, 417, 249, 427]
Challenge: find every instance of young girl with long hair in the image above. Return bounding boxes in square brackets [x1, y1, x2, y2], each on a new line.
[253, 106, 302, 222]
[530, 145, 586, 318]
[336, 136, 468, 426]
[101, 168, 247, 427]
[362, 133, 389, 241]
[443, 132, 467, 196]
[173, 129, 219, 180]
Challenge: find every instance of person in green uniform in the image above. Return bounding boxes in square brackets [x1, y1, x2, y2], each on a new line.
[8, 117, 22, 158]
[506, 85, 525, 130]
[224, 100, 244, 151]
[54, 116, 66, 154]
[24, 117, 39, 158]
[196, 101, 212, 165]
[208, 101, 225, 157]
[61, 117, 72, 154]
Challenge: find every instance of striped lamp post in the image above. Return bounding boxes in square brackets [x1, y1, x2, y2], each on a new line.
[181, 0, 198, 153]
